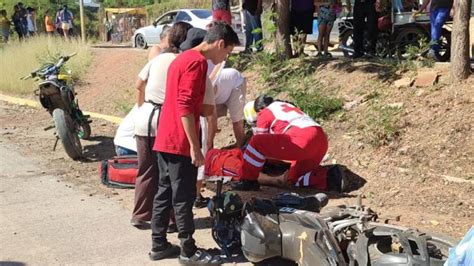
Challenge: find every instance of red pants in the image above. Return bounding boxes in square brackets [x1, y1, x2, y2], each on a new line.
[213, 10, 232, 25]
[242, 126, 329, 190]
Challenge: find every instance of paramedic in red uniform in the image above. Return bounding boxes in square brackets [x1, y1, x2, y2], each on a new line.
[232, 95, 346, 192]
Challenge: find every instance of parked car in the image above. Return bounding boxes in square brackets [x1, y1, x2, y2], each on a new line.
[132, 9, 212, 49]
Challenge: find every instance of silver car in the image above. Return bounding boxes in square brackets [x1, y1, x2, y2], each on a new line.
[132, 9, 212, 49]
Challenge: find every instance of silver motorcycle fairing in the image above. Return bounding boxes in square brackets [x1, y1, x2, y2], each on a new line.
[241, 208, 347, 266]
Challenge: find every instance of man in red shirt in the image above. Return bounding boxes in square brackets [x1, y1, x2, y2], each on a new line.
[149, 22, 239, 264]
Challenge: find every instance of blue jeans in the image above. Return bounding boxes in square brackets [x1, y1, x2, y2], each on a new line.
[115, 145, 137, 156]
[430, 7, 450, 52]
[243, 9, 263, 51]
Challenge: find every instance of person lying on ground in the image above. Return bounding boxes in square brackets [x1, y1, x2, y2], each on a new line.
[231, 95, 346, 192]
[132, 22, 193, 229]
[150, 21, 239, 264]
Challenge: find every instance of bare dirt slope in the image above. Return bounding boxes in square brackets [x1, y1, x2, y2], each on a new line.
[77, 48, 148, 117]
[1, 48, 472, 241]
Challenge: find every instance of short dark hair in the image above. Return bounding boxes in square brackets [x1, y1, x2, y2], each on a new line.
[166, 21, 193, 53]
[204, 21, 240, 47]
[254, 95, 274, 112]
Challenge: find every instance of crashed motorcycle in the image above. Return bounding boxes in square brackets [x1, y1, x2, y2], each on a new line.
[21, 53, 91, 160]
[209, 180, 456, 265]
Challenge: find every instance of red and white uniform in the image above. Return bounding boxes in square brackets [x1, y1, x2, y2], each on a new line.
[242, 101, 329, 190]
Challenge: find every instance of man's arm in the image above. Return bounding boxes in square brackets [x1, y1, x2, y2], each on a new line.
[182, 114, 204, 167]
[135, 78, 147, 106]
[232, 120, 245, 147]
[206, 110, 218, 150]
[415, 0, 431, 13]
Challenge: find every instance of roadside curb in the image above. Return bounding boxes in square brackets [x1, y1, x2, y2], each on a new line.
[0, 94, 123, 124]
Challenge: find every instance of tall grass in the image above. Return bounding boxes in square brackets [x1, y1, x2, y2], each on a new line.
[0, 35, 92, 95]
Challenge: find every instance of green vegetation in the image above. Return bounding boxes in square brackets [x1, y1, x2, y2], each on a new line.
[0, 35, 92, 95]
[360, 103, 403, 147]
[229, 52, 343, 122]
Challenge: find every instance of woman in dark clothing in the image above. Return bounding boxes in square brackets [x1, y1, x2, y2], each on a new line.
[290, 0, 315, 56]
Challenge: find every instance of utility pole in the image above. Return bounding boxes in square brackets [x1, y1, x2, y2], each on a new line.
[79, 0, 86, 42]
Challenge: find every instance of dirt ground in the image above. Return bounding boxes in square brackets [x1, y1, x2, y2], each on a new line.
[1, 47, 472, 242]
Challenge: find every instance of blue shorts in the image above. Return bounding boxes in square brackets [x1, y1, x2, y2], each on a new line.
[318, 7, 336, 27]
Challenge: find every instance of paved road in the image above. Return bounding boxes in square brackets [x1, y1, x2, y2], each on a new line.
[0, 142, 239, 265]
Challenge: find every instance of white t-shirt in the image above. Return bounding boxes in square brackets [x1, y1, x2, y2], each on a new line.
[114, 105, 138, 152]
[134, 53, 177, 136]
[214, 68, 245, 105]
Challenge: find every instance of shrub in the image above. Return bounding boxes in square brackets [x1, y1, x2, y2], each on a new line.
[0, 35, 92, 95]
[360, 104, 403, 147]
[290, 89, 343, 121]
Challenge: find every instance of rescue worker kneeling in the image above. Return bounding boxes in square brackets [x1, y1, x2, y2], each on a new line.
[231, 95, 346, 192]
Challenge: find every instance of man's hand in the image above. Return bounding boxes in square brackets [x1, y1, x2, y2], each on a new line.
[190, 146, 205, 167]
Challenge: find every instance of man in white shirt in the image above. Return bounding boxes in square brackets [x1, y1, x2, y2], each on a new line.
[113, 105, 138, 156]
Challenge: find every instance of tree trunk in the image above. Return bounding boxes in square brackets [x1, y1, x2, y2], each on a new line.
[275, 0, 292, 59]
[450, 0, 472, 82]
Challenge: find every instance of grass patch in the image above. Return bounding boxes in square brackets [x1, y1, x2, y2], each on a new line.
[359, 103, 403, 147]
[0, 35, 92, 95]
[290, 89, 343, 121]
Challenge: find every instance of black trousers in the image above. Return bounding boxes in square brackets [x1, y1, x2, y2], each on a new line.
[353, 2, 378, 54]
[151, 152, 198, 257]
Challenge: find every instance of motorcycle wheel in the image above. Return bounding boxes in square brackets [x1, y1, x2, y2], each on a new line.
[340, 30, 355, 58]
[395, 27, 430, 60]
[52, 108, 83, 160]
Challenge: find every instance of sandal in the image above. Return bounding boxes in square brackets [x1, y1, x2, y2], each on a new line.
[179, 249, 222, 265]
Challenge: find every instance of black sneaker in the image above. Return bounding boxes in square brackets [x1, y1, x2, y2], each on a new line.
[231, 180, 260, 191]
[179, 249, 222, 265]
[194, 194, 210, 209]
[149, 243, 180, 261]
[326, 165, 347, 193]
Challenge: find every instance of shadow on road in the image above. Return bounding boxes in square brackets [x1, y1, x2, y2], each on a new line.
[81, 136, 116, 162]
[0, 262, 27, 266]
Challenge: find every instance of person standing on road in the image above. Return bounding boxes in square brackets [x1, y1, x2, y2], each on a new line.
[414, 0, 454, 61]
[0, 10, 11, 43]
[12, 5, 26, 40]
[212, 0, 232, 25]
[289, 0, 315, 56]
[44, 9, 55, 36]
[132, 22, 192, 229]
[352, 0, 377, 58]
[150, 22, 239, 264]
[26, 7, 37, 36]
[242, 0, 263, 52]
[59, 5, 73, 40]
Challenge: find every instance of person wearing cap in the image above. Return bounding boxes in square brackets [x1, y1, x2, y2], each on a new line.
[233, 95, 346, 192]
[150, 22, 240, 264]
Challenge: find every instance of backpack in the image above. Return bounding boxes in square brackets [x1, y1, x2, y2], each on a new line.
[99, 155, 138, 188]
[205, 148, 243, 180]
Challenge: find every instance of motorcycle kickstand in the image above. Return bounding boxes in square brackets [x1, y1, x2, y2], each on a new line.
[53, 136, 59, 151]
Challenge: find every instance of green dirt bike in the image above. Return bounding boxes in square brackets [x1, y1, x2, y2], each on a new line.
[21, 53, 91, 160]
